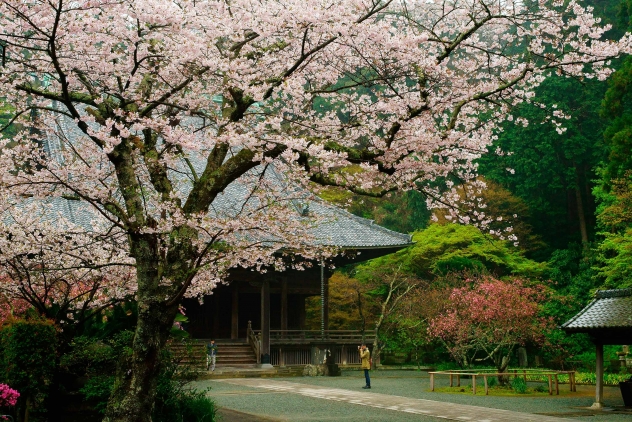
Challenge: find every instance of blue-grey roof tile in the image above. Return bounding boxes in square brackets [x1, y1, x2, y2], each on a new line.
[29, 105, 413, 250]
[562, 288, 632, 331]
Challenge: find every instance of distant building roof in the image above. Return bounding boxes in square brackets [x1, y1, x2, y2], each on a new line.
[561, 288, 632, 343]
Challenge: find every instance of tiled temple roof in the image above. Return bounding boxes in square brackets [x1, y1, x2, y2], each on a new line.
[302, 197, 412, 248]
[561, 288, 632, 332]
[35, 105, 413, 251]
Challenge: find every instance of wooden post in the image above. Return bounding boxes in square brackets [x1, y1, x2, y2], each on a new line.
[298, 295, 306, 330]
[593, 343, 604, 408]
[484, 375, 488, 395]
[472, 375, 477, 395]
[281, 280, 288, 336]
[261, 280, 271, 365]
[231, 285, 239, 339]
[430, 373, 435, 391]
[548, 374, 552, 395]
[523, 370, 527, 383]
[213, 293, 220, 338]
[321, 263, 329, 337]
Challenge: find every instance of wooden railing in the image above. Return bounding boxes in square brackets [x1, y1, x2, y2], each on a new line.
[429, 369, 577, 396]
[269, 345, 363, 366]
[247, 329, 376, 366]
[246, 320, 261, 364]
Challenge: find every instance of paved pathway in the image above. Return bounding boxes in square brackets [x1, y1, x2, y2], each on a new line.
[215, 379, 578, 422]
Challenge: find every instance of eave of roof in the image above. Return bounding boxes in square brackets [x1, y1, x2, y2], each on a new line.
[561, 288, 632, 333]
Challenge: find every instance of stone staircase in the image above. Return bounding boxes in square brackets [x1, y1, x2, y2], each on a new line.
[213, 340, 258, 368]
[168, 339, 258, 370]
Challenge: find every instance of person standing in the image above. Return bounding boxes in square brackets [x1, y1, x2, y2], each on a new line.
[359, 344, 371, 389]
[206, 340, 218, 371]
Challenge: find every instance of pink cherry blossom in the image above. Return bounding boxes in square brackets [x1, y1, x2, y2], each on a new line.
[0, 0, 625, 419]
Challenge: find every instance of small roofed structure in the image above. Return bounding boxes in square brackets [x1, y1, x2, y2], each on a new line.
[562, 288, 632, 408]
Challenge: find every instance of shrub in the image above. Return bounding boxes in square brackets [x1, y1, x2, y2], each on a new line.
[0, 384, 19, 407]
[534, 384, 548, 393]
[69, 340, 215, 421]
[0, 319, 56, 420]
[487, 377, 498, 388]
[152, 348, 215, 422]
[510, 377, 528, 394]
[79, 376, 115, 414]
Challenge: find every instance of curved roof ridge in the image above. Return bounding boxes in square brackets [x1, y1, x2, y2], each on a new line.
[595, 288, 632, 299]
[308, 194, 413, 244]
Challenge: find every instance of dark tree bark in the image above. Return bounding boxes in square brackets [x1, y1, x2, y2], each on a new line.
[574, 165, 589, 246]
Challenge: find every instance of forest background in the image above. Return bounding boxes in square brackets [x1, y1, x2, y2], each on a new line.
[297, 0, 632, 372]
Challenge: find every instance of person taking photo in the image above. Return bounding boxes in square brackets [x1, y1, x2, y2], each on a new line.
[359, 344, 371, 389]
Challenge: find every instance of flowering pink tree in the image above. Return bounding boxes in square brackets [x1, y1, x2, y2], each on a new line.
[0, 384, 19, 408]
[428, 276, 553, 377]
[0, 204, 135, 333]
[0, 0, 627, 420]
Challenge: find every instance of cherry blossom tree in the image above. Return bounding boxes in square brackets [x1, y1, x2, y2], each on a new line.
[0, 202, 135, 335]
[0, 0, 628, 420]
[428, 276, 553, 379]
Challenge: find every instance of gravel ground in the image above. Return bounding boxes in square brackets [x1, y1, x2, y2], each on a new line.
[194, 369, 632, 421]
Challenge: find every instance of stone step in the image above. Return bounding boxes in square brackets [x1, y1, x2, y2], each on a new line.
[169, 340, 258, 370]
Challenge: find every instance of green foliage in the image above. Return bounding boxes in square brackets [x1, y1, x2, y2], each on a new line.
[80, 302, 138, 339]
[602, 59, 632, 181]
[478, 75, 608, 252]
[487, 376, 498, 388]
[592, 174, 632, 289]
[62, 335, 215, 420]
[0, 319, 57, 420]
[510, 377, 528, 393]
[404, 224, 546, 279]
[595, 230, 632, 288]
[545, 244, 599, 305]
[79, 375, 115, 414]
[60, 331, 134, 379]
[571, 371, 631, 385]
[318, 188, 430, 233]
[152, 349, 216, 422]
[533, 384, 548, 393]
[0, 98, 20, 140]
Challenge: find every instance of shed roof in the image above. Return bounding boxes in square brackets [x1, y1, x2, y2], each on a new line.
[561, 288, 632, 334]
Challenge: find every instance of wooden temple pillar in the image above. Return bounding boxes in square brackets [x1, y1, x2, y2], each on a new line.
[212, 292, 220, 338]
[231, 284, 239, 339]
[320, 262, 330, 338]
[298, 296, 306, 329]
[260, 279, 272, 366]
[323, 274, 329, 333]
[592, 342, 604, 409]
[281, 280, 288, 333]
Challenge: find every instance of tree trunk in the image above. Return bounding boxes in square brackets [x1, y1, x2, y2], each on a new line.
[372, 336, 380, 370]
[496, 353, 511, 386]
[103, 237, 180, 422]
[574, 165, 589, 246]
[356, 286, 366, 343]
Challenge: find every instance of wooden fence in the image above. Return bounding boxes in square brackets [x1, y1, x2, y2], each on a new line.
[429, 369, 577, 396]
